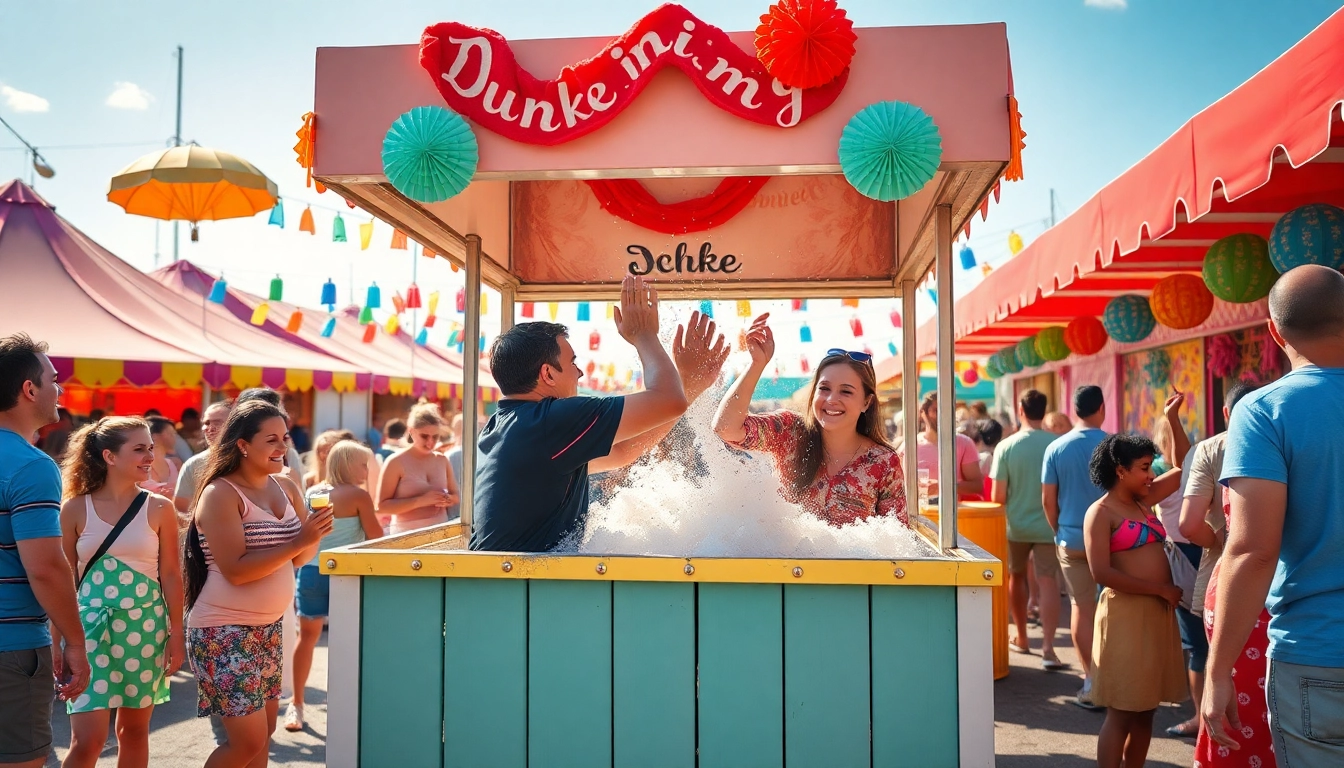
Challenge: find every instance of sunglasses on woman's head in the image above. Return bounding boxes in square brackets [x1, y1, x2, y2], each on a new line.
[826, 348, 873, 364]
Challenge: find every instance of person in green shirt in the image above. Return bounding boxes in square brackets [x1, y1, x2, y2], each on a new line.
[991, 389, 1067, 671]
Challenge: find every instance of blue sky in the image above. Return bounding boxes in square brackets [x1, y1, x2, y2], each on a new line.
[2, 0, 1340, 375]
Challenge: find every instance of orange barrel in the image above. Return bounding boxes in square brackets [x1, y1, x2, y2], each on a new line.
[920, 502, 1010, 680]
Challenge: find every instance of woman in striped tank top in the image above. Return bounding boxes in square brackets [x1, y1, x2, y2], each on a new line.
[183, 401, 333, 768]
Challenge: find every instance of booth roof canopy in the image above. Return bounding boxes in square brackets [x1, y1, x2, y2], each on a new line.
[0, 179, 362, 375]
[152, 260, 476, 387]
[921, 6, 1344, 356]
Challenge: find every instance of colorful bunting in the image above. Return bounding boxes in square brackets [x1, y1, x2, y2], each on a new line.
[1008, 231, 1024, 255]
[415, 328, 429, 345]
[366, 283, 381, 309]
[250, 303, 270, 326]
[427, 291, 440, 316]
[268, 275, 284, 302]
[407, 284, 423, 309]
[267, 202, 285, 228]
[890, 310, 901, 328]
[208, 278, 228, 304]
[390, 229, 408, 250]
[888, 341, 897, 355]
[548, 302, 559, 321]
[699, 300, 714, 318]
[736, 300, 752, 317]
[799, 325, 812, 342]
[362, 323, 377, 343]
[299, 207, 316, 235]
[577, 302, 591, 321]
[358, 306, 373, 325]
[321, 316, 337, 337]
[589, 331, 601, 351]
[959, 245, 976, 270]
[391, 292, 407, 315]
[359, 221, 374, 250]
[423, 314, 437, 328]
[285, 310, 304, 333]
[521, 302, 535, 318]
[841, 298, 859, 308]
[332, 214, 347, 243]
[791, 299, 806, 311]
[480, 292, 488, 314]
[849, 317, 863, 337]
[385, 315, 400, 335]
[455, 287, 466, 313]
[320, 279, 337, 308]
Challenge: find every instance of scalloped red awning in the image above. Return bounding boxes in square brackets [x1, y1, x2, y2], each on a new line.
[584, 176, 769, 235]
[922, 7, 1344, 357]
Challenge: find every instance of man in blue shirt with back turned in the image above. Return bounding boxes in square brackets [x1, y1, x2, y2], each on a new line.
[1041, 385, 1107, 708]
[0, 333, 89, 768]
[1204, 265, 1344, 766]
[472, 275, 728, 552]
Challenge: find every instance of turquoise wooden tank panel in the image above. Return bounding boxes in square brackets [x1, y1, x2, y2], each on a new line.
[871, 586, 959, 767]
[697, 583, 785, 768]
[528, 580, 613, 768]
[360, 577, 445, 768]
[357, 578, 963, 768]
[443, 578, 527, 768]
[613, 582, 695, 768]
[784, 584, 872, 768]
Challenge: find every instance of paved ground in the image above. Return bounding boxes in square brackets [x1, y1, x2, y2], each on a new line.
[47, 598, 1197, 766]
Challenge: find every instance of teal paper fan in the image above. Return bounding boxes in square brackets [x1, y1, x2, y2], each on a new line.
[838, 101, 943, 202]
[382, 106, 478, 203]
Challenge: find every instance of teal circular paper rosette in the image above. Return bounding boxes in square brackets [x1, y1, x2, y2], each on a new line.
[838, 101, 943, 202]
[382, 106, 478, 204]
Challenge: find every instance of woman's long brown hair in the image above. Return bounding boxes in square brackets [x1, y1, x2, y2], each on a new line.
[785, 355, 891, 498]
[61, 417, 148, 499]
[183, 400, 287, 611]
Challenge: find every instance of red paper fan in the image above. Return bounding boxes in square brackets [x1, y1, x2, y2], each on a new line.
[754, 0, 857, 90]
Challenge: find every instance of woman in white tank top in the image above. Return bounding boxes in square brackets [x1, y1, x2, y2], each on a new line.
[54, 417, 184, 768]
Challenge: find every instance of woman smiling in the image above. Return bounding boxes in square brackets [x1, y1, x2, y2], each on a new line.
[712, 314, 908, 526]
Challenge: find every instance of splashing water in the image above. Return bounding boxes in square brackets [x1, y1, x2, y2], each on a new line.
[572, 386, 936, 560]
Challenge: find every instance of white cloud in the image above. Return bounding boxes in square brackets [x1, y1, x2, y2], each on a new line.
[106, 81, 153, 110]
[1084, 0, 1128, 8]
[1, 84, 50, 113]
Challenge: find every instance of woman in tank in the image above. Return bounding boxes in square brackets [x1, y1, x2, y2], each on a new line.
[712, 314, 907, 526]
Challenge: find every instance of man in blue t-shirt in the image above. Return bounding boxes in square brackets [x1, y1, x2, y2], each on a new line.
[1204, 265, 1344, 765]
[1041, 384, 1107, 707]
[472, 275, 728, 552]
[0, 334, 89, 767]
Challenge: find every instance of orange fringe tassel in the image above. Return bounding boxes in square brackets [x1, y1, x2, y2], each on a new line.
[1005, 95, 1026, 182]
[294, 112, 326, 193]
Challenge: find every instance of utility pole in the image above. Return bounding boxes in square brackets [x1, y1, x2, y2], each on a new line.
[1049, 188, 1057, 228]
[173, 45, 184, 263]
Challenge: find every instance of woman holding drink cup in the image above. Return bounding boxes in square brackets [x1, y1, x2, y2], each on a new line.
[377, 403, 459, 535]
[286, 440, 382, 732]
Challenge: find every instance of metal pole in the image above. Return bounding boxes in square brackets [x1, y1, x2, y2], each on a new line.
[172, 45, 184, 263]
[900, 280, 919, 516]
[459, 235, 483, 537]
[935, 203, 959, 551]
[1049, 189, 1057, 228]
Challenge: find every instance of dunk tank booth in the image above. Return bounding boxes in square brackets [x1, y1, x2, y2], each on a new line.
[312, 5, 1018, 766]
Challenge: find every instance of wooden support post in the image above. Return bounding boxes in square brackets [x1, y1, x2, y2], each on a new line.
[900, 280, 919, 514]
[500, 283, 515, 336]
[934, 204, 959, 551]
[460, 234, 483, 538]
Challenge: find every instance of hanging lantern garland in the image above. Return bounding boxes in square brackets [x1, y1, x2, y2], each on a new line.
[1064, 315, 1108, 356]
[983, 356, 1002, 380]
[1034, 326, 1070, 362]
[1268, 203, 1344, 273]
[1149, 274, 1213, 330]
[1102, 295, 1156, 344]
[1015, 335, 1044, 368]
[1202, 233, 1276, 303]
[996, 346, 1023, 375]
[838, 101, 943, 202]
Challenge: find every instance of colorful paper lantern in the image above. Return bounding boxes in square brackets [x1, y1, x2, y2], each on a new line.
[577, 302, 591, 322]
[208, 277, 227, 304]
[521, 302, 534, 318]
[1016, 336, 1044, 368]
[332, 214, 347, 243]
[1149, 274, 1214, 330]
[958, 245, 976, 271]
[589, 331, 601, 351]
[362, 323, 377, 343]
[250, 303, 269, 326]
[996, 346, 1023, 375]
[320, 316, 336, 338]
[299, 207, 315, 235]
[849, 317, 863, 337]
[267, 201, 284, 228]
[1102, 295, 1156, 344]
[1035, 326, 1070, 362]
[1203, 233, 1275, 303]
[406, 284, 423, 309]
[983, 356, 1002, 380]
[320, 279, 337, 308]
[365, 283, 381, 310]
[285, 310, 303, 333]
[753, 0, 856, 90]
[800, 324, 812, 343]
[1064, 316, 1108, 356]
[455, 287, 466, 313]
[358, 306, 373, 325]
[1268, 203, 1344, 273]
[268, 275, 284, 302]
[736, 300, 752, 317]
[699, 300, 714, 318]
[838, 101, 942, 202]
[382, 105, 479, 203]
[359, 221, 374, 250]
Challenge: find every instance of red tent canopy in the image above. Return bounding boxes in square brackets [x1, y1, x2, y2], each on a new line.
[921, 7, 1344, 356]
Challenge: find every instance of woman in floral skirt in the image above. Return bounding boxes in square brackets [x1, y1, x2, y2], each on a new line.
[55, 417, 185, 767]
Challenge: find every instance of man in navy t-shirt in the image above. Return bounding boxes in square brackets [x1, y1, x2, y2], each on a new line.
[472, 275, 728, 552]
[0, 334, 89, 766]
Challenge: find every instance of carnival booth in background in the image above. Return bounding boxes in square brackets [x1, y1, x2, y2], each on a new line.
[310, 4, 1022, 766]
[0, 180, 369, 431]
[920, 8, 1344, 441]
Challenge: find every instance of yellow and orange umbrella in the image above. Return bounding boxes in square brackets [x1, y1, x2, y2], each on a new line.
[107, 145, 277, 240]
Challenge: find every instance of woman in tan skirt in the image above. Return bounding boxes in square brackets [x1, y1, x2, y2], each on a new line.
[1083, 424, 1189, 768]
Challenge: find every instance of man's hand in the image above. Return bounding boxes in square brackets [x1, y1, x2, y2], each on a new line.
[1201, 672, 1243, 750]
[673, 311, 729, 400]
[56, 643, 90, 701]
[613, 275, 660, 345]
[745, 313, 775, 368]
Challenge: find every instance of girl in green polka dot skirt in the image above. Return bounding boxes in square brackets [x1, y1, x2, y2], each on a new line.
[53, 417, 186, 767]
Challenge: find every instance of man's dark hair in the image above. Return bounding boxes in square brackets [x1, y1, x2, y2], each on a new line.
[384, 418, 407, 440]
[1019, 389, 1047, 421]
[1269, 264, 1344, 344]
[489, 322, 569, 396]
[977, 418, 1004, 449]
[1074, 385, 1104, 419]
[0, 333, 49, 412]
[1225, 381, 1258, 416]
[180, 407, 200, 421]
[236, 387, 282, 407]
[144, 408, 162, 417]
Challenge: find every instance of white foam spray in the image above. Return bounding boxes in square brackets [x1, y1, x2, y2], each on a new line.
[572, 381, 936, 560]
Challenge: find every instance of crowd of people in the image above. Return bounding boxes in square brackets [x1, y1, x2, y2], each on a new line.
[1, 266, 1343, 767]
